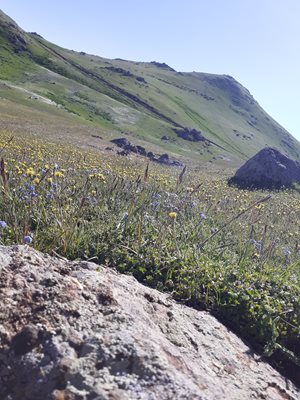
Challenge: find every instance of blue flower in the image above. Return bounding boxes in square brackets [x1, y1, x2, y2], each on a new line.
[122, 212, 129, 221]
[249, 240, 262, 251]
[152, 193, 161, 199]
[200, 212, 206, 220]
[87, 196, 98, 205]
[151, 201, 160, 210]
[24, 235, 33, 244]
[46, 192, 54, 200]
[25, 183, 35, 192]
[0, 221, 7, 229]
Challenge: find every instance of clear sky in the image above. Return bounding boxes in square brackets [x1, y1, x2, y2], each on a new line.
[2, 0, 300, 140]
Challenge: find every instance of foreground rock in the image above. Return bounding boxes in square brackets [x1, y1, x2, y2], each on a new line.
[229, 147, 300, 189]
[0, 246, 299, 400]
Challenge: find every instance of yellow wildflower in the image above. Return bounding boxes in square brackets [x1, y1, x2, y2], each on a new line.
[26, 168, 35, 177]
[169, 212, 177, 219]
[255, 204, 264, 210]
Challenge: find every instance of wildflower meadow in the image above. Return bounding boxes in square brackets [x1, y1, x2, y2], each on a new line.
[0, 130, 299, 377]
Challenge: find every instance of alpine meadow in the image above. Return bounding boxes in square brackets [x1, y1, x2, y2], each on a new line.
[0, 7, 300, 399]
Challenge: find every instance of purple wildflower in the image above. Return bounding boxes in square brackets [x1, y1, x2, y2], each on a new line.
[0, 221, 7, 229]
[24, 235, 33, 244]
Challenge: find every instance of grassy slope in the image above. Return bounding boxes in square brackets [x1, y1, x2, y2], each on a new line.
[0, 10, 300, 383]
[0, 9, 300, 165]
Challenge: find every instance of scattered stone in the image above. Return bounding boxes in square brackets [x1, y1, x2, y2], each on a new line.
[173, 127, 226, 150]
[229, 147, 300, 189]
[111, 138, 147, 156]
[173, 127, 206, 142]
[0, 245, 298, 399]
[158, 153, 169, 164]
[117, 149, 129, 156]
[111, 138, 183, 166]
[104, 67, 146, 84]
[136, 76, 146, 83]
[105, 66, 135, 77]
[147, 151, 155, 161]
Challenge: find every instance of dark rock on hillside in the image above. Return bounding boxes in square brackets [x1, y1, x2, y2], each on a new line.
[4, 29, 26, 53]
[161, 135, 170, 141]
[229, 147, 300, 189]
[111, 138, 147, 156]
[173, 127, 206, 142]
[104, 67, 146, 84]
[173, 128, 226, 151]
[0, 11, 27, 53]
[0, 246, 299, 400]
[111, 138, 183, 166]
[29, 32, 44, 38]
[150, 61, 176, 72]
[111, 137, 130, 147]
[147, 151, 155, 160]
[136, 76, 146, 83]
[158, 153, 170, 164]
[201, 74, 255, 108]
[105, 66, 135, 77]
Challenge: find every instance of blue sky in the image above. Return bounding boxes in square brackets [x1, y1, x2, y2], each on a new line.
[2, 0, 300, 140]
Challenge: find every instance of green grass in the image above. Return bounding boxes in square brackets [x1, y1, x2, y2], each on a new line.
[1, 10, 300, 383]
[0, 130, 299, 383]
[1, 8, 300, 165]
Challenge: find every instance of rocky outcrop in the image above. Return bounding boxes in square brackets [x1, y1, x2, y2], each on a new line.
[150, 61, 176, 72]
[111, 138, 183, 166]
[173, 128, 207, 142]
[200, 74, 255, 108]
[229, 147, 300, 189]
[104, 66, 146, 83]
[0, 10, 27, 53]
[0, 245, 299, 400]
[173, 128, 226, 150]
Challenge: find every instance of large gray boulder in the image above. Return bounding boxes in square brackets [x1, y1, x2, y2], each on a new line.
[0, 246, 299, 399]
[229, 147, 300, 189]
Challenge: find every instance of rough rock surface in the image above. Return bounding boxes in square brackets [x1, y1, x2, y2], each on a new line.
[0, 245, 299, 400]
[229, 147, 300, 189]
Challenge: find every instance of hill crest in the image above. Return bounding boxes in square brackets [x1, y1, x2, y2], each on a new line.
[0, 8, 299, 165]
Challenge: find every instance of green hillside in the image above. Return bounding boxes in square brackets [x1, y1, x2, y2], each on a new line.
[0, 8, 299, 165]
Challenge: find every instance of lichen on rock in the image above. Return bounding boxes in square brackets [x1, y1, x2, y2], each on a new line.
[0, 245, 299, 399]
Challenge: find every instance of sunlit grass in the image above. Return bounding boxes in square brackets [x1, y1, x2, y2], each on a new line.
[0, 130, 299, 373]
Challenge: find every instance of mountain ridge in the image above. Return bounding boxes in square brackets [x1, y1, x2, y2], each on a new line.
[0, 9, 299, 165]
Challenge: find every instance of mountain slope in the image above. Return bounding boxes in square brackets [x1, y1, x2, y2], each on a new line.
[0, 9, 299, 164]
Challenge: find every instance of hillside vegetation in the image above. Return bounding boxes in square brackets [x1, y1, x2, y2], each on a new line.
[0, 129, 298, 383]
[1, 9, 300, 165]
[0, 9, 300, 385]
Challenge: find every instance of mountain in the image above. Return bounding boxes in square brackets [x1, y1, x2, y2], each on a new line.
[1, 9, 299, 165]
